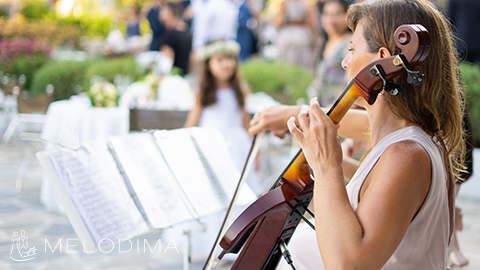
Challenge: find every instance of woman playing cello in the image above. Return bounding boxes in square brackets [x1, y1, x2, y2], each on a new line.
[249, 0, 465, 268]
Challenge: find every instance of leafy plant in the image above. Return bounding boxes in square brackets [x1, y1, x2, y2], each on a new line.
[240, 60, 313, 104]
[460, 63, 480, 147]
[0, 16, 83, 48]
[0, 54, 50, 91]
[0, 7, 8, 19]
[83, 56, 143, 89]
[30, 60, 90, 100]
[21, 1, 53, 19]
[53, 14, 112, 38]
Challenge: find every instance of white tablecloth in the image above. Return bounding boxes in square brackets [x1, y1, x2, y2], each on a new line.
[40, 97, 129, 213]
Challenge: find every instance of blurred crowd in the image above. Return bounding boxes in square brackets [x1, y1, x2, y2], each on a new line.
[113, 0, 479, 99]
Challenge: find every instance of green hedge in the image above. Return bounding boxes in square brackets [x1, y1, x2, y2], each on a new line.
[83, 57, 143, 90]
[0, 54, 49, 91]
[460, 63, 480, 147]
[30, 57, 143, 101]
[30, 61, 90, 100]
[240, 60, 313, 105]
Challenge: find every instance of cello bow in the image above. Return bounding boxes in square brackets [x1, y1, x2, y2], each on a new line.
[217, 24, 430, 270]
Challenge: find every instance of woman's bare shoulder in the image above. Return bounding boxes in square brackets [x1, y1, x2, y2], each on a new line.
[373, 139, 431, 189]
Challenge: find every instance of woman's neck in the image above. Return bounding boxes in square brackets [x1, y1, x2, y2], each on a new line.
[366, 96, 415, 146]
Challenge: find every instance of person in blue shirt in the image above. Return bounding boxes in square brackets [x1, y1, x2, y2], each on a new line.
[236, 0, 255, 61]
[147, 0, 167, 50]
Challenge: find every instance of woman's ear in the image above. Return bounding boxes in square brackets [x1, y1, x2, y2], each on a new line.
[378, 47, 392, 58]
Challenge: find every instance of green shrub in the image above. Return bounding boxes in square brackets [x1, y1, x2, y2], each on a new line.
[83, 57, 143, 89]
[31, 57, 143, 101]
[0, 8, 8, 18]
[0, 54, 50, 91]
[240, 60, 313, 104]
[0, 17, 83, 49]
[31, 61, 90, 100]
[53, 14, 112, 38]
[21, 1, 53, 19]
[460, 63, 480, 147]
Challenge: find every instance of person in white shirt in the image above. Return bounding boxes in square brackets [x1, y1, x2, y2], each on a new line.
[192, 0, 239, 50]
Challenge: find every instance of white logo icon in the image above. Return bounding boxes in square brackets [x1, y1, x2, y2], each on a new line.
[10, 230, 36, 262]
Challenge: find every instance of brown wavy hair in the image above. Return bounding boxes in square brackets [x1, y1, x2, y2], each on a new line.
[198, 54, 246, 109]
[346, 0, 465, 179]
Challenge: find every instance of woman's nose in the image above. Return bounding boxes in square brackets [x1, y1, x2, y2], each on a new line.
[341, 56, 349, 70]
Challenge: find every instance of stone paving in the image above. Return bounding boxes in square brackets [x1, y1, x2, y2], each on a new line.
[0, 134, 479, 270]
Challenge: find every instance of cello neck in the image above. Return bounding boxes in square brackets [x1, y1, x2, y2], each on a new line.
[326, 80, 366, 124]
[274, 80, 364, 190]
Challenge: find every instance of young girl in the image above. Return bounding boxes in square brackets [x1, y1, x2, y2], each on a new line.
[184, 39, 255, 256]
[185, 40, 252, 173]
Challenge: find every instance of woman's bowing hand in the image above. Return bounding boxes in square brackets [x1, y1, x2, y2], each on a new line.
[248, 105, 303, 137]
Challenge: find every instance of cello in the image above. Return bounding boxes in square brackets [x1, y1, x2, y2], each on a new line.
[216, 24, 430, 269]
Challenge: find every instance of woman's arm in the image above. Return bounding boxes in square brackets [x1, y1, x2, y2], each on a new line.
[184, 103, 202, 127]
[288, 98, 431, 269]
[336, 108, 370, 142]
[248, 104, 370, 141]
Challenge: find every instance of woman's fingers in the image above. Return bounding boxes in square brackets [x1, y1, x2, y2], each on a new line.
[309, 97, 330, 124]
[298, 109, 310, 132]
[287, 117, 303, 140]
[248, 116, 265, 135]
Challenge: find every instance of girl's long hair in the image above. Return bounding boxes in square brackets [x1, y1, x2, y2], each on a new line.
[346, 0, 465, 179]
[198, 54, 246, 109]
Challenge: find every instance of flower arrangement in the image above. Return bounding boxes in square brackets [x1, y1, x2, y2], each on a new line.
[88, 82, 119, 107]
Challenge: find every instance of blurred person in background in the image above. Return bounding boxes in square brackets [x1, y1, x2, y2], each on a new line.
[309, 0, 351, 107]
[236, 0, 257, 61]
[183, 40, 256, 254]
[127, 6, 141, 38]
[446, 111, 474, 267]
[448, 0, 480, 63]
[309, 0, 363, 182]
[147, 0, 167, 50]
[272, 0, 319, 69]
[447, 1, 479, 265]
[159, 2, 192, 75]
[191, 0, 238, 50]
[184, 40, 252, 168]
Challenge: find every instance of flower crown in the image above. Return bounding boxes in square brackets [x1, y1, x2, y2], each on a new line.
[197, 40, 241, 60]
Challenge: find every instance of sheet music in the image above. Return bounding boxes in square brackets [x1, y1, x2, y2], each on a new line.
[47, 141, 149, 245]
[190, 128, 257, 205]
[108, 133, 194, 228]
[154, 129, 225, 217]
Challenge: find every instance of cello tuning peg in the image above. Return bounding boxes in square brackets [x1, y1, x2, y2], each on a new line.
[393, 55, 426, 86]
[370, 64, 404, 96]
[406, 71, 425, 86]
[384, 80, 404, 96]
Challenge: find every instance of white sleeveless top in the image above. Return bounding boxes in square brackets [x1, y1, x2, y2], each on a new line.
[277, 126, 450, 270]
[347, 126, 450, 269]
